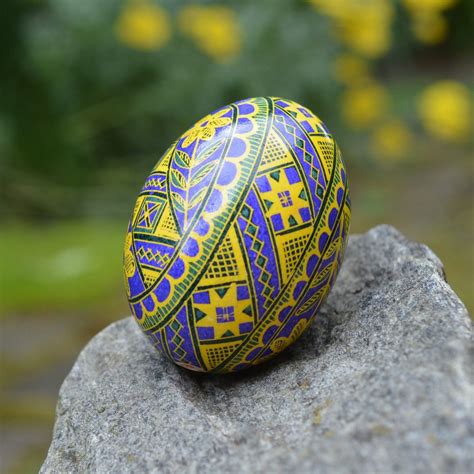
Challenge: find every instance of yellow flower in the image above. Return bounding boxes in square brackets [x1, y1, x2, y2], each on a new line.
[418, 81, 472, 143]
[333, 54, 370, 85]
[115, 0, 171, 51]
[182, 109, 232, 147]
[341, 81, 389, 129]
[336, 7, 393, 58]
[178, 5, 241, 62]
[411, 11, 448, 44]
[310, 0, 394, 58]
[402, 0, 457, 44]
[402, 0, 457, 13]
[371, 120, 413, 160]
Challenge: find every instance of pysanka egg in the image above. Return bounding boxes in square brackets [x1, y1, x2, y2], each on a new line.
[124, 97, 350, 373]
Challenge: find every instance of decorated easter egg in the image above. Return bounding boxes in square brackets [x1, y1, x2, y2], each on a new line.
[124, 97, 350, 373]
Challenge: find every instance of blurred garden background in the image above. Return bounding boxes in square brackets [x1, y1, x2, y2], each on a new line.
[0, 0, 472, 471]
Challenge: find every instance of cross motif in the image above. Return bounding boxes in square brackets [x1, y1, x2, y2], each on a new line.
[216, 306, 235, 323]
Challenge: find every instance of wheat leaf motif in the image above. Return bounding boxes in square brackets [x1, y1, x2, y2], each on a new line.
[188, 188, 207, 210]
[194, 137, 225, 165]
[310, 265, 331, 288]
[171, 169, 186, 190]
[190, 162, 217, 187]
[174, 150, 191, 168]
[296, 287, 325, 315]
[171, 192, 186, 213]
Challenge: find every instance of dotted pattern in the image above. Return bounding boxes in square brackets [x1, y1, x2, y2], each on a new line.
[261, 132, 289, 166]
[316, 139, 334, 170]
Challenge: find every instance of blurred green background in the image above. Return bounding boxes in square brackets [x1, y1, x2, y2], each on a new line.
[0, 0, 472, 471]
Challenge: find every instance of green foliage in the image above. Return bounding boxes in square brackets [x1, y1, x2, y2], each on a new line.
[2, 0, 470, 218]
[0, 220, 126, 313]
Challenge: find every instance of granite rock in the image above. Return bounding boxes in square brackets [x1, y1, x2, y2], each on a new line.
[41, 226, 473, 474]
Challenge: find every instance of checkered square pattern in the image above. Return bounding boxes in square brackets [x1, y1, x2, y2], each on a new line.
[216, 306, 235, 323]
[278, 190, 293, 207]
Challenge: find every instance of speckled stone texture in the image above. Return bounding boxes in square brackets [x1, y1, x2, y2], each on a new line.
[41, 226, 473, 474]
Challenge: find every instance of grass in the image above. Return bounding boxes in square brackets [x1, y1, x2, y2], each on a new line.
[0, 220, 128, 316]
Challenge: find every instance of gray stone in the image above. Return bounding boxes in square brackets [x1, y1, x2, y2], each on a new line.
[41, 225, 473, 474]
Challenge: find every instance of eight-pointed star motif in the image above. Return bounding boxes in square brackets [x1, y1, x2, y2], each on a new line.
[181, 108, 232, 148]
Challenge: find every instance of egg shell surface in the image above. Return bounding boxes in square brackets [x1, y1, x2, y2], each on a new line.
[124, 97, 351, 373]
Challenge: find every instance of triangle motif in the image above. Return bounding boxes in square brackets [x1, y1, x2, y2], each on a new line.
[195, 308, 207, 321]
[269, 170, 281, 182]
[216, 287, 229, 299]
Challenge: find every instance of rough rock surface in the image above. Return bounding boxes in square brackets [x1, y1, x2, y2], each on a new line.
[42, 226, 473, 474]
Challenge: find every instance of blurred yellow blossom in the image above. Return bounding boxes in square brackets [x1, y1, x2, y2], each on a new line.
[178, 5, 240, 62]
[417, 81, 472, 143]
[411, 12, 448, 44]
[402, 0, 457, 13]
[371, 120, 413, 160]
[402, 0, 457, 44]
[310, 0, 394, 58]
[333, 54, 370, 84]
[341, 81, 389, 129]
[115, 0, 171, 51]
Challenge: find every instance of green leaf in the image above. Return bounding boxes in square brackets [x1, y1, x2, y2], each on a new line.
[171, 192, 186, 213]
[194, 138, 225, 165]
[171, 169, 187, 190]
[174, 150, 191, 168]
[189, 162, 216, 187]
[188, 188, 207, 209]
[310, 265, 331, 288]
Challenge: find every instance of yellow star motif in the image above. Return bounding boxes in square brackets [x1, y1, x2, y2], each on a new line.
[182, 109, 232, 147]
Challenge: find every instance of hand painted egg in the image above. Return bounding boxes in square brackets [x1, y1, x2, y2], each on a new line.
[124, 97, 351, 373]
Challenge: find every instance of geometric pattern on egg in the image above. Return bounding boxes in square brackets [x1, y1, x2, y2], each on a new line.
[124, 97, 351, 373]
